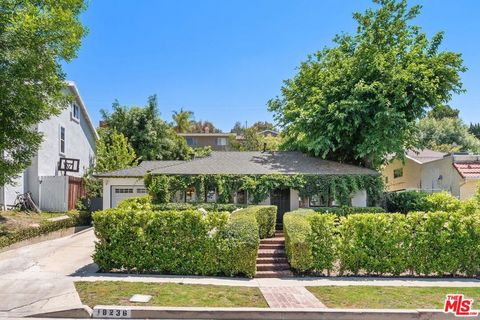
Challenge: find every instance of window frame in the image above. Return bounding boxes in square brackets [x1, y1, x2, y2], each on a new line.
[215, 137, 227, 146]
[71, 103, 80, 122]
[59, 126, 66, 155]
[393, 168, 404, 179]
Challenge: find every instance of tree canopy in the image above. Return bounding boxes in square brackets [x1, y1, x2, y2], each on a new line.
[268, 0, 466, 169]
[0, 0, 87, 185]
[172, 108, 193, 133]
[101, 96, 192, 160]
[94, 130, 138, 173]
[417, 117, 480, 153]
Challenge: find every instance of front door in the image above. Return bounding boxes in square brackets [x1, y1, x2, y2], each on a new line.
[270, 188, 290, 228]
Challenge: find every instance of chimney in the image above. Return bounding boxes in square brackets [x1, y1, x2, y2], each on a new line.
[204, 126, 210, 134]
[99, 121, 106, 128]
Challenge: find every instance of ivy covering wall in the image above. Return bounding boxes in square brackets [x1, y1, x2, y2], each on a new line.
[144, 173, 383, 206]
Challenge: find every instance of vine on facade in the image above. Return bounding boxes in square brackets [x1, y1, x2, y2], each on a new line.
[144, 173, 383, 206]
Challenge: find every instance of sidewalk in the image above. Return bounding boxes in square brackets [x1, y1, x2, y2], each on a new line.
[74, 273, 480, 288]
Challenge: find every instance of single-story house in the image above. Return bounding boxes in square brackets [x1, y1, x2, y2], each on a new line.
[383, 149, 480, 199]
[0, 82, 98, 211]
[97, 151, 379, 221]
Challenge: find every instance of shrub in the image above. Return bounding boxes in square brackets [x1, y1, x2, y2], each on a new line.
[423, 192, 461, 212]
[337, 213, 409, 275]
[152, 202, 247, 212]
[384, 191, 429, 213]
[311, 206, 385, 216]
[283, 211, 315, 272]
[283, 209, 480, 277]
[93, 208, 259, 277]
[234, 205, 276, 238]
[117, 195, 152, 210]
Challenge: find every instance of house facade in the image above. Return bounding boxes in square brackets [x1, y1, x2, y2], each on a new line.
[97, 151, 378, 221]
[383, 149, 480, 199]
[178, 132, 239, 151]
[0, 82, 98, 211]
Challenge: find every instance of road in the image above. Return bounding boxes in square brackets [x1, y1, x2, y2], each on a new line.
[0, 228, 96, 318]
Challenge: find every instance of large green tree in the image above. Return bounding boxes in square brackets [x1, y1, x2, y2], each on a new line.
[268, 0, 466, 168]
[101, 95, 192, 160]
[0, 0, 87, 185]
[171, 108, 193, 133]
[417, 117, 480, 153]
[94, 130, 138, 173]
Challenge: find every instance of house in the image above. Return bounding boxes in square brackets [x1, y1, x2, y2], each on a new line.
[258, 129, 279, 137]
[97, 151, 378, 222]
[0, 82, 98, 211]
[178, 132, 239, 151]
[383, 149, 480, 199]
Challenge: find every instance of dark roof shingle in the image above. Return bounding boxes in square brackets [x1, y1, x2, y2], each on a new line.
[96, 152, 378, 177]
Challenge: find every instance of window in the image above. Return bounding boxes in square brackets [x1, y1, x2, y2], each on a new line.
[216, 137, 227, 146]
[393, 168, 403, 179]
[309, 193, 330, 207]
[186, 137, 197, 146]
[60, 126, 65, 154]
[136, 188, 147, 194]
[72, 103, 80, 121]
[115, 188, 134, 193]
[185, 186, 196, 202]
[236, 190, 247, 204]
[206, 189, 217, 203]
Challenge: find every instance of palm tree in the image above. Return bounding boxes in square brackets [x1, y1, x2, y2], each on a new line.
[172, 108, 193, 133]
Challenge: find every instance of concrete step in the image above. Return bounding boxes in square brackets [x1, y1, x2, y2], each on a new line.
[257, 249, 286, 258]
[255, 270, 294, 278]
[256, 263, 291, 271]
[256, 257, 288, 264]
[260, 238, 285, 244]
[259, 243, 284, 250]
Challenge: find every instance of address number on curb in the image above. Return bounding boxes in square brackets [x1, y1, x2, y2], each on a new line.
[93, 308, 132, 319]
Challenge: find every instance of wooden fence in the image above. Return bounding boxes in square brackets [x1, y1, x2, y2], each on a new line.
[68, 176, 86, 210]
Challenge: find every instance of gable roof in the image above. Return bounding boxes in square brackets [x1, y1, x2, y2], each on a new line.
[67, 81, 99, 140]
[406, 149, 447, 164]
[96, 151, 378, 177]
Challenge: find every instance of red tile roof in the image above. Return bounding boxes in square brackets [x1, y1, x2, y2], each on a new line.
[453, 162, 480, 179]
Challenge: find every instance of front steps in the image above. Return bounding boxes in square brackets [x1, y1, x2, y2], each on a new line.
[256, 231, 293, 278]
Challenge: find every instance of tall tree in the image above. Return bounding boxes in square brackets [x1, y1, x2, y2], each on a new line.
[190, 120, 221, 133]
[0, 0, 87, 185]
[268, 0, 466, 168]
[252, 121, 276, 132]
[172, 108, 193, 133]
[427, 104, 459, 120]
[418, 117, 480, 153]
[469, 123, 480, 140]
[230, 121, 245, 135]
[101, 95, 192, 160]
[94, 130, 138, 173]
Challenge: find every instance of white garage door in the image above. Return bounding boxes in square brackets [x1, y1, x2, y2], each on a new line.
[111, 186, 148, 208]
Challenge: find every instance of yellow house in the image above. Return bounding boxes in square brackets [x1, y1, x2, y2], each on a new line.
[383, 149, 480, 200]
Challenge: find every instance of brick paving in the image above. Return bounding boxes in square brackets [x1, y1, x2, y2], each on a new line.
[260, 286, 326, 308]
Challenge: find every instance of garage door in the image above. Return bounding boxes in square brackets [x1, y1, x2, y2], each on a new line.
[111, 186, 147, 208]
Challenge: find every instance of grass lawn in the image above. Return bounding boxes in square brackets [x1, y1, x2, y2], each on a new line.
[0, 211, 62, 235]
[74, 281, 268, 308]
[307, 286, 480, 309]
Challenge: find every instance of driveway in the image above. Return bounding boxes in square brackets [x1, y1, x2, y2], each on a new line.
[0, 228, 96, 318]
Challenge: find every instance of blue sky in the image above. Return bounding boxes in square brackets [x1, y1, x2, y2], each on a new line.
[63, 0, 480, 132]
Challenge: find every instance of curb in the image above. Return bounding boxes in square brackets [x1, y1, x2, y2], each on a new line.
[27, 305, 92, 318]
[86, 306, 460, 320]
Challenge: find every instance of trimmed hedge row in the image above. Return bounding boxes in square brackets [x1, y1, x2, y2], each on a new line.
[310, 206, 385, 216]
[0, 211, 90, 248]
[117, 196, 248, 212]
[284, 210, 480, 277]
[233, 206, 276, 239]
[93, 208, 259, 277]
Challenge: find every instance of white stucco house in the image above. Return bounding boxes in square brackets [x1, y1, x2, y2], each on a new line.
[0, 82, 98, 211]
[96, 151, 377, 223]
[383, 149, 480, 200]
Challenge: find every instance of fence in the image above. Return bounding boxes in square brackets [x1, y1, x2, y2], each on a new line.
[39, 176, 86, 212]
[68, 176, 86, 210]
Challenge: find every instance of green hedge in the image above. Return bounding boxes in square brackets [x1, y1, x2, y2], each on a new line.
[233, 205, 276, 238]
[93, 208, 259, 277]
[384, 191, 429, 213]
[284, 210, 480, 277]
[117, 196, 248, 212]
[310, 206, 385, 216]
[0, 211, 90, 248]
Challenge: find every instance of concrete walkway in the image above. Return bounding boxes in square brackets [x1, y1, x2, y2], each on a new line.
[260, 287, 326, 308]
[0, 228, 96, 318]
[75, 273, 480, 288]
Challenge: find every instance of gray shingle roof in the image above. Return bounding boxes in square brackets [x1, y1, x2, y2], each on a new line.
[406, 149, 447, 164]
[96, 152, 378, 177]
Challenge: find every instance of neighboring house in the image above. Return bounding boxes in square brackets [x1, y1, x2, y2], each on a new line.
[97, 151, 378, 222]
[383, 149, 480, 199]
[0, 82, 98, 211]
[178, 132, 238, 151]
[258, 129, 279, 137]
